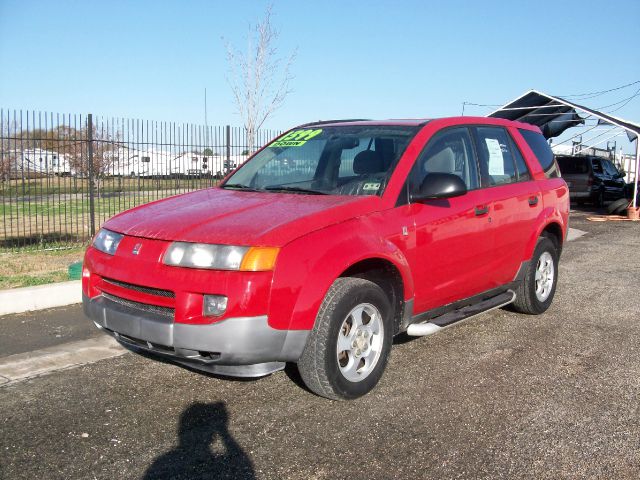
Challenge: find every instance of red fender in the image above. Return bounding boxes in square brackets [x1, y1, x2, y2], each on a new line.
[268, 218, 413, 330]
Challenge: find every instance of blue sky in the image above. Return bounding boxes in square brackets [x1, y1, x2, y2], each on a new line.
[1, 0, 639, 137]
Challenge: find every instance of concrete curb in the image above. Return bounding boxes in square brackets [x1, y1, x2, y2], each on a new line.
[0, 335, 126, 385]
[0, 280, 82, 316]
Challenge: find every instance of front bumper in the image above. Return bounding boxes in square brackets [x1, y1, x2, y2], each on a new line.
[83, 294, 309, 378]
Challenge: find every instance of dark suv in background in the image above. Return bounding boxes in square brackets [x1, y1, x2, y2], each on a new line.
[556, 155, 626, 206]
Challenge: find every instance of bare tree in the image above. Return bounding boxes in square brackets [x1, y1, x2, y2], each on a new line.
[224, 5, 295, 154]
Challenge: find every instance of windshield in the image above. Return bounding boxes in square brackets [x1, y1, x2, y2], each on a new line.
[223, 125, 419, 196]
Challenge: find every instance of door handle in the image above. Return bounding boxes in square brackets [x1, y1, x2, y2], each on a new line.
[475, 205, 489, 216]
[528, 196, 539, 206]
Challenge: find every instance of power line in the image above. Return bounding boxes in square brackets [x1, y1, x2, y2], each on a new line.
[464, 81, 640, 117]
[602, 87, 640, 113]
[461, 101, 502, 108]
[555, 80, 640, 99]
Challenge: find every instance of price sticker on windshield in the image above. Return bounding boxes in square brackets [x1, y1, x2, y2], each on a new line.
[271, 129, 323, 147]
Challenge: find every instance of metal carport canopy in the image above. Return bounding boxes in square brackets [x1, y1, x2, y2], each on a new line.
[488, 89, 640, 208]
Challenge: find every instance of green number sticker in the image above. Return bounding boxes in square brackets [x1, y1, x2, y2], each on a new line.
[271, 129, 323, 147]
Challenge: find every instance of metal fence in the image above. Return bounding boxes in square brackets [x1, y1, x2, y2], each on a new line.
[0, 109, 281, 250]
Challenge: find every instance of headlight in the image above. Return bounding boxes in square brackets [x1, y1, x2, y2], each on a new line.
[163, 242, 279, 271]
[93, 229, 123, 255]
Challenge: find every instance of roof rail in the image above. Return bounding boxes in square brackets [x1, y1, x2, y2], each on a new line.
[298, 119, 370, 127]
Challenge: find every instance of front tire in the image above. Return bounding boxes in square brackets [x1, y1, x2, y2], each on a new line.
[297, 277, 393, 400]
[512, 236, 559, 315]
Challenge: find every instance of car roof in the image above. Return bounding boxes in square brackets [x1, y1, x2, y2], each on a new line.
[300, 119, 431, 128]
[299, 116, 540, 131]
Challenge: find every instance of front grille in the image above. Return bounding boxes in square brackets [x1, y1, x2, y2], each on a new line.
[102, 277, 175, 298]
[102, 292, 174, 318]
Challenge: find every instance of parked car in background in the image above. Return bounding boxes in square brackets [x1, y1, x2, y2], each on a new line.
[83, 117, 569, 400]
[556, 155, 626, 206]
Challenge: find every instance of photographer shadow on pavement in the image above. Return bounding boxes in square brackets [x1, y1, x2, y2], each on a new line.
[143, 402, 256, 480]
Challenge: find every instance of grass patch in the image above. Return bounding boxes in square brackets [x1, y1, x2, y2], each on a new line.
[0, 272, 70, 289]
[0, 246, 85, 289]
[0, 180, 222, 249]
[0, 177, 220, 197]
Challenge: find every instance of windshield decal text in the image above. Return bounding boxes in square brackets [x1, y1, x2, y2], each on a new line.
[271, 129, 323, 147]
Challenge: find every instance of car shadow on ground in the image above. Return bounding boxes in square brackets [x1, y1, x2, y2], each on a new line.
[127, 345, 262, 383]
[131, 342, 317, 397]
[142, 402, 256, 480]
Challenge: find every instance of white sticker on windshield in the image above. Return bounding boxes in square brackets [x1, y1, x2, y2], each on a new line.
[363, 182, 381, 191]
[485, 138, 504, 176]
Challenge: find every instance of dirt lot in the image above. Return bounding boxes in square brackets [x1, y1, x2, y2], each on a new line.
[0, 210, 639, 479]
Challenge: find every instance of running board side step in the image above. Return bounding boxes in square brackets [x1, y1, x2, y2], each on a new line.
[406, 290, 516, 337]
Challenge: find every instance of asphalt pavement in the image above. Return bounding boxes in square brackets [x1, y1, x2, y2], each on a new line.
[1, 210, 639, 479]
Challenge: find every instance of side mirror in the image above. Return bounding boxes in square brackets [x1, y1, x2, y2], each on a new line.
[411, 173, 467, 202]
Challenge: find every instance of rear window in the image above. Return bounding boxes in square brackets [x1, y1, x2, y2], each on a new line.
[519, 129, 560, 178]
[557, 156, 589, 174]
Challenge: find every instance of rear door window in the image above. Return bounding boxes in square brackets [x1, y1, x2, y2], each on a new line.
[473, 126, 518, 186]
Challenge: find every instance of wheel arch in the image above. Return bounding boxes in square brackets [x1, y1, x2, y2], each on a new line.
[540, 221, 564, 256]
[524, 207, 567, 261]
[340, 257, 406, 335]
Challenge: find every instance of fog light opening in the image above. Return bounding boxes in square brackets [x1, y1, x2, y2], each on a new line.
[203, 295, 228, 317]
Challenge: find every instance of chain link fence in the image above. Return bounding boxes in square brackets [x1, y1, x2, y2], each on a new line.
[0, 109, 281, 250]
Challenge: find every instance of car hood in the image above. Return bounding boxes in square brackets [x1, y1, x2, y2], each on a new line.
[103, 187, 380, 246]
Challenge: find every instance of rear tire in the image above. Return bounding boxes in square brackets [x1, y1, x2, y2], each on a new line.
[595, 189, 605, 208]
[297, 277, 393, 400]
[512, 236, 559, 315]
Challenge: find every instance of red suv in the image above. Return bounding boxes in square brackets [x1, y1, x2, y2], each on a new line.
[83, 117, 569, 400]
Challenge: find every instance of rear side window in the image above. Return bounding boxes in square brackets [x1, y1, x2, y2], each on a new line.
[519, 129, 559, 178]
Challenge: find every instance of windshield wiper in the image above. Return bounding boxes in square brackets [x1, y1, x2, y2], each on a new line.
[221, 183, 262, 192]
[264, 186, 328, 195]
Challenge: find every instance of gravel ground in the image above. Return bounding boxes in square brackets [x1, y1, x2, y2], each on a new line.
[1, 211, 639, 479]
